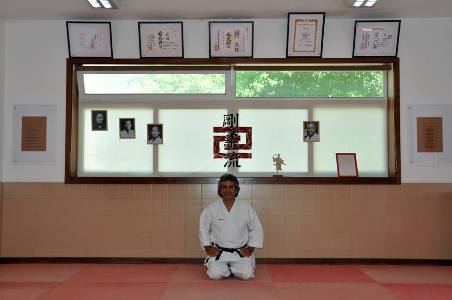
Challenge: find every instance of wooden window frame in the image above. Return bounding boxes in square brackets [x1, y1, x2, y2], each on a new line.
[65, 57, 400, 184]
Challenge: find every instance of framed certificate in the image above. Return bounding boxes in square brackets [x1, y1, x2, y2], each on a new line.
[409, 105, 452, 165]
[138, 22, 184, 58]
[353, 20, 401, 57]
[13, 105, 56, 164]
[66, 21, 113, 58]
[336, 153, 359, 177]
[286, 12, 325, 57]
[209, 21, 254, 58]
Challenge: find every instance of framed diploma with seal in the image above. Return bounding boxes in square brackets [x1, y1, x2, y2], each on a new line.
[209, 21, 254, 58]
[353, 20, 401, 57]
[286, 12, 325, 57]
[138, 22, 184, 58]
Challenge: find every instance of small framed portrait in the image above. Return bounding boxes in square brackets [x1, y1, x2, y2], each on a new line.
[209, 21, 254, 58]
[353, 20, 401, 57]
[336, 153, 359, 177]
[138, 22, 184, 58]
[303, 121, 320, 142]
[119, 118, 135, 139]
[286, 12, 325, 57]
[66, 21, 113, 58]
[91, 110, 107, 131]
[147, 124, 163, 144]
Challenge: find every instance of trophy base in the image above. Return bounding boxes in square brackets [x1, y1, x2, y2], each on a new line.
[272, 174, 283, 178]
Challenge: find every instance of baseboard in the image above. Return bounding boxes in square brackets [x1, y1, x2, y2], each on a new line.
[1, 257, 451, 265]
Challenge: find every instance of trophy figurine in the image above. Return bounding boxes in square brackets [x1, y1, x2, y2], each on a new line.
[272, 153, 286, 176]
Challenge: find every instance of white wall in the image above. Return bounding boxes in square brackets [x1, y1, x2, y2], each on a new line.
[3, 21, 67, 181]
[399, 18, 452, 182]
[0, 18, 4, 180]
[2, 18, 452, 182]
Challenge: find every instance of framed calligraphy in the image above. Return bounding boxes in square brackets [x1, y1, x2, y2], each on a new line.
[209, 21, 254, 58]
[353, 20, 401, 57]
[66, 21, 113, 58]
[138, 22, 184, 58]
[286, 12, 325, 57]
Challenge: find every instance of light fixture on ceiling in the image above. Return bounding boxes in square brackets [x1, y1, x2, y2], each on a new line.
[86, 0, 120, 9]
[343, 0, 379, 8]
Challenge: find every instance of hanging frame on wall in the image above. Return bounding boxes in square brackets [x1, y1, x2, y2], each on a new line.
[138, 22, 184, 58]
[209, 21, 254, 58]
[66, 21, 113, 58]
[353, 20, 401, 57]
[286, 12, 325, 58]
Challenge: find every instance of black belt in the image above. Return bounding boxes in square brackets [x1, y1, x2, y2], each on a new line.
[213, 243, 247, 261]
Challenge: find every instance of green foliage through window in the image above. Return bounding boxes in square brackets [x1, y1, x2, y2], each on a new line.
[235, 71, 384, 98]
[84, 73, 226, 94]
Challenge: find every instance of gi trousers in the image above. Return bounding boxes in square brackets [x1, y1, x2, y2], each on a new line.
[206, 255, 255, 280]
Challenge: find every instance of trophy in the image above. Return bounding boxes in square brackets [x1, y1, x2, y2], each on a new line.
[272, 153, 286, 177]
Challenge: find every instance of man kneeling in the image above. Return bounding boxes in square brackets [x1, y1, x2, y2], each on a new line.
[199, 174, 264, 280]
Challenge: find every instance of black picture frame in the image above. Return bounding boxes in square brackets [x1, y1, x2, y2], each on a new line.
[66, 21, 113, 58]
[119, 118, 136, 139]
[138, 21, 184, 58]
[303, 121, 320, 142]
[91, 110, 108, 131]
[353, 20, 401, 57]
[147, 124, 164, 144]
[286, 12, 325, 58]
[209, 21, 254, 58]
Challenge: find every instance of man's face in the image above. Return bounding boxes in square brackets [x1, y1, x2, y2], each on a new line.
[307, 123, 316, 137]
[151, 126, 159, 138]
[96, 113, 104, 124]
[125, 120, 132, 130]
[219, 180, 236, 201]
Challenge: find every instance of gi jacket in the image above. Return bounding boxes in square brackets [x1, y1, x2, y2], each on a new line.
[199, 199, 263, 260]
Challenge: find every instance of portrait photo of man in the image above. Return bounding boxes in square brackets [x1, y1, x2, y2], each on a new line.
[91, 110, 107, 131]
[147, 124, 163, 144]
[303, 121, 320, 142]
[119, 118, 136, 139]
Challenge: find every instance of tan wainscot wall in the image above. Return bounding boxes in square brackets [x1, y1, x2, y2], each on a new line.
[1, 183, 452, 258]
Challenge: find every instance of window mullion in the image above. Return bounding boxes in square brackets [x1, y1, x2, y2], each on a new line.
[307, 107, 314, 176]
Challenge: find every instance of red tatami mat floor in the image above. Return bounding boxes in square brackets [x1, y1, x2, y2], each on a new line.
[0, 263, 451, 300]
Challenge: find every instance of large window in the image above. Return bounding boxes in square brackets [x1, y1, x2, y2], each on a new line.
[66, 58, 400, 183]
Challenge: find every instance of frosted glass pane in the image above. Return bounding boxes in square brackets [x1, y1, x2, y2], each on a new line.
[238, 109, 308, 173]
[313, 106, 387, 176]
[159, 109, 228, 173]
[78, 105, 153, 176]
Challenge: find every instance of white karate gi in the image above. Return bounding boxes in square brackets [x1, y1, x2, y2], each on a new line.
[199, 199, 263, 280]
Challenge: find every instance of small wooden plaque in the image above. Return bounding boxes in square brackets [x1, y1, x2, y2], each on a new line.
[21, 116, 47, 151]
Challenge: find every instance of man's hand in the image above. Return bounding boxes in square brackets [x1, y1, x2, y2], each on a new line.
[205, 245, 220, 257]
[240, 246, 255, 257]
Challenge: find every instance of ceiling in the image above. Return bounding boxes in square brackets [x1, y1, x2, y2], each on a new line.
[1, 0, 452, 20]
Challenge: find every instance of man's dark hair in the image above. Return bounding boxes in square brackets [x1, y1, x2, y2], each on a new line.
[217, 173, 240, 197]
